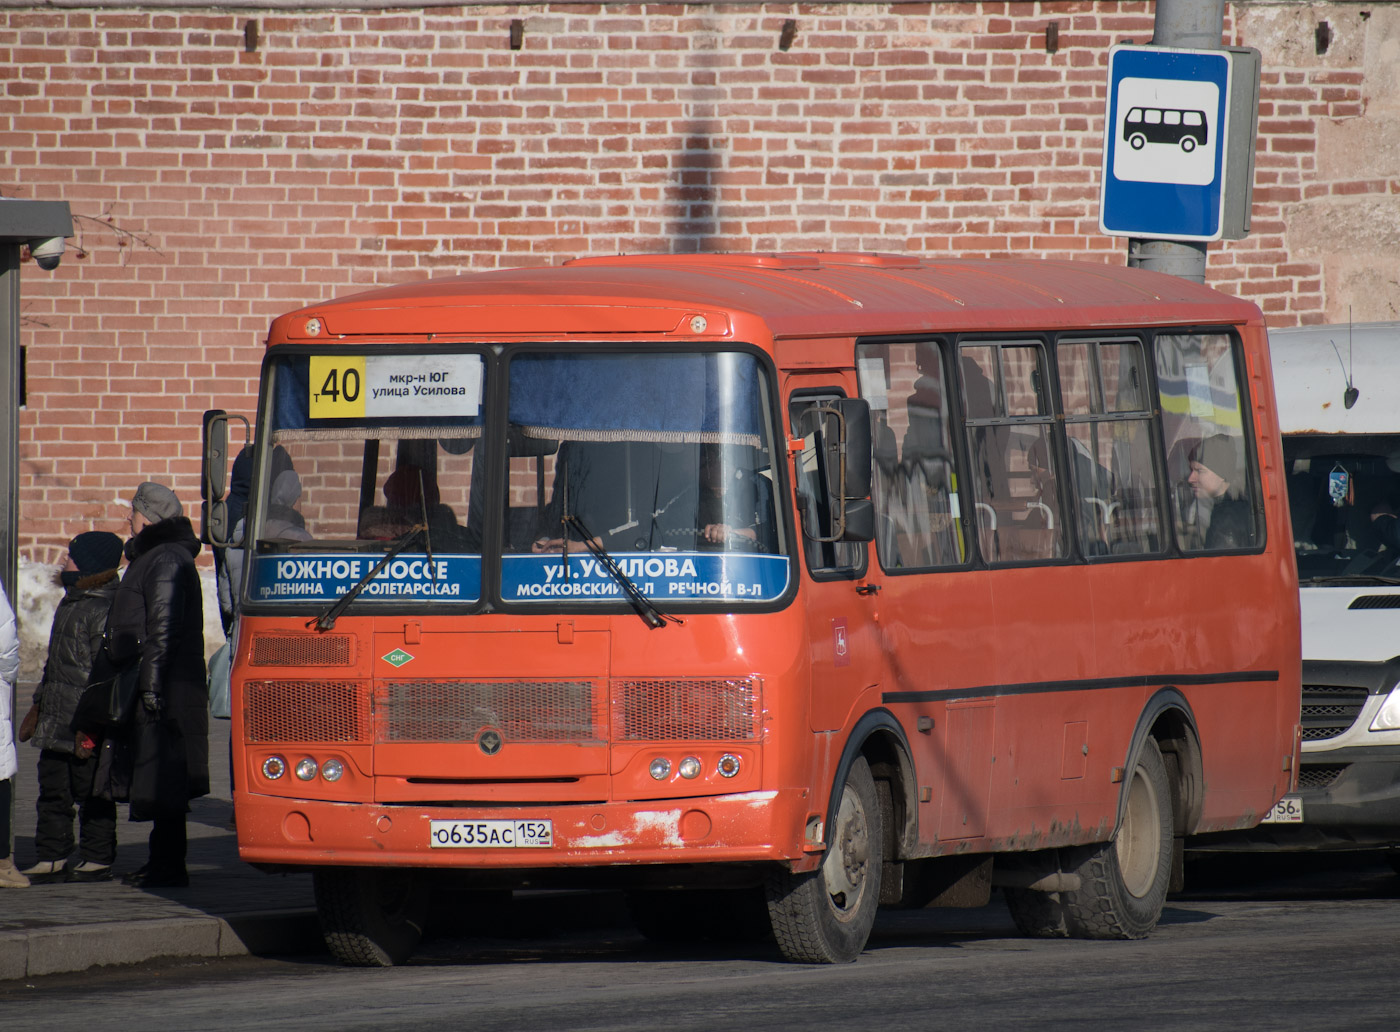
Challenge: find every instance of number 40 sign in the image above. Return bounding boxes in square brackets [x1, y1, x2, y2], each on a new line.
[308, 354, 484, 420]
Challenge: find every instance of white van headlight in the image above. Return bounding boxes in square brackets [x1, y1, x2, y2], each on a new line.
[1369, 687, 1400, 731]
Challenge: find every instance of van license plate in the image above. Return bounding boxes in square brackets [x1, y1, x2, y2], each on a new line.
[429, 819, 553, 848]
[1261, 795, 1303, 824]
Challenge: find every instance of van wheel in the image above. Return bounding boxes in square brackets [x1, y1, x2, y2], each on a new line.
[1062, 738, 1173, 939]
[314, 867, 430, 966]
[1180, 136, 1197, 153]
[1129, 133, 1147, 150]
[766, 756, 882, 963]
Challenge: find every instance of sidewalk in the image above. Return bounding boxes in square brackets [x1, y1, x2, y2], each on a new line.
[1, 709, 324, 980]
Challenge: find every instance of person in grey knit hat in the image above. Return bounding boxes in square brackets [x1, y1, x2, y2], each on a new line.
[100, 481, 208, 888]
[131, 481, 183, 524]
[1188, 434, 1254, 550]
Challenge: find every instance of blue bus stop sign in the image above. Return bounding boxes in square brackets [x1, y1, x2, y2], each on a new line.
[1100, 45, 1234, 242]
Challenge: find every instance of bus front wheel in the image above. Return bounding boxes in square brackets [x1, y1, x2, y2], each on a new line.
[1129, 133, 1147, 150]
[313, 866, 431, 966]
[766, 756, 883, 963]
[1062, 737, 1173, 939]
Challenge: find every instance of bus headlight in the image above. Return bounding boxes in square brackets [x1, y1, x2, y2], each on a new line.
[717, 753, 742, 778]
[678, 756, 702, 779]
[262, 756, 286, 780]
[1370, 687, 1400, 731]
[321, 758, 345, 782]
[295, 757, 319, 781]
[649, 757, 672, 781]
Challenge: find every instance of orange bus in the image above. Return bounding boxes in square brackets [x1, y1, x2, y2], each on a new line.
[202, 253, 1300, 966]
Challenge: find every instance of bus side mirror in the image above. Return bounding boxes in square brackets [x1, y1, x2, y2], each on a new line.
[841, 498, 875, 542]
[202, 409, 249, 547]
[837, 398, 872, 501]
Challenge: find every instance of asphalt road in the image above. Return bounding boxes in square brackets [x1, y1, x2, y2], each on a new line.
[2, 851, 1396, 1031]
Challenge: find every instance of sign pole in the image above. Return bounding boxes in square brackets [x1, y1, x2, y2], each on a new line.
[1124, 0, 1227, 284]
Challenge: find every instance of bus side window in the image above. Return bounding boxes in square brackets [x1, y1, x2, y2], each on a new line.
[855, 340, 966, 569]
[1058, 338, 1165, 556]
[789, 392, 865, 575]
[1155, 333, 1260, 553]
[960, 342, 1066, 563]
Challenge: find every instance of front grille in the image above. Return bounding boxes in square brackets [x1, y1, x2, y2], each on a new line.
[244, 679, 367, 743]
[249, 633, 354, 667]
[613, 677, 761, 741]
[376, 680, 603, 743]
[1348, 595, 1400, 610]
[1301, 683, 1370, 741]
[1297, 764, 1349, 790]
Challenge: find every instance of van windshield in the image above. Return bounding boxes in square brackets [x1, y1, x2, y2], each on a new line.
[1286, 433, 1400, 582]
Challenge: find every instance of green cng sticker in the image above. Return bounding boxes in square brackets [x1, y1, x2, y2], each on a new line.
[382, 648, 415, 667]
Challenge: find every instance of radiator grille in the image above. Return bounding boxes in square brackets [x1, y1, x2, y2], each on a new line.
[1301, 683, 1370, 741]
[1297, 764, 1349, 790]
[249, 633, 354, 667]
[244, 679, 366, 743]
[613, 678, 760, 741]
[1348, 595, 1400, 610]
[376, 680, 603, 743]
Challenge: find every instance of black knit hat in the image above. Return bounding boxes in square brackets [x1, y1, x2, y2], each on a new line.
[68, 531, 124, 576]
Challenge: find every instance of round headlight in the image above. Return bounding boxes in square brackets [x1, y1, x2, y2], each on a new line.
[678, 756, 702, 779]
[295, 757, 319, 781]
[304, 317, 322, 336]
[717, 753, 742, 778]
[262, 755, 286, 780]
[321, 758, 344, 782]
[649, 757, 672, 781]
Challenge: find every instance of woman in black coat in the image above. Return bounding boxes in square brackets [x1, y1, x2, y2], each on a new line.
[105, 482, 208, 888]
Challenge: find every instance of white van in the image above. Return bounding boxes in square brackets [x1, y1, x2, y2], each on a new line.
[1253, 322, 1400, 850]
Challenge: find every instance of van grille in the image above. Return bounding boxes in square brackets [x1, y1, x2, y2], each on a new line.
[1301, 683, 1369, 741]
[1348, 595, 1400, 610]
[376, 680, 603, 744]
[1296, 764, 1349, 790]
[613, 677, 761, 741]
[248, 633, 354, 667]
[244, 679, 367, 743]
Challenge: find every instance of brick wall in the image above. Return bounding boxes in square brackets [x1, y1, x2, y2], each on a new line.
[2, 1, 1397, 564]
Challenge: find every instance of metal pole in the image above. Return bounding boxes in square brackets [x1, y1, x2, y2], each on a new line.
[1126, 0, 1227, 283]
[0, 246, 18, 863]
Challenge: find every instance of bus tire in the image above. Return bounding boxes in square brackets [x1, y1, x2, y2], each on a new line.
[313, 866, 430, 967]
[1003, 884, 1070, 938]
[1180, 136, 1197, 153]
[1062, 737, 1173, 939]
[766, 756, 882, 963]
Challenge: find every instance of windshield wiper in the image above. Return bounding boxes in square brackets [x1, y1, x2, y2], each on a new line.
[311, 524, 426, 631]
[1301, 574, 1400, 587]
[564, 511, 681, 630]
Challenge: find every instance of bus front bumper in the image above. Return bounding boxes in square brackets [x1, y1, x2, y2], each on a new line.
[234, 787, 820, 870]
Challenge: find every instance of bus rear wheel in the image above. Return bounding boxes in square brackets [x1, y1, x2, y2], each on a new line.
[314, 866, 430, 966]
[1062, 737, 1173, 939]
[766, 756, 882, 963]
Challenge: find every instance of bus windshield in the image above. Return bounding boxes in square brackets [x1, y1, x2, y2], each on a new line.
[246, 347, 786, 607]
[503, 350, 779, 557]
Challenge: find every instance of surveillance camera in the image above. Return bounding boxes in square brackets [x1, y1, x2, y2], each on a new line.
[28, 236, 65, 271]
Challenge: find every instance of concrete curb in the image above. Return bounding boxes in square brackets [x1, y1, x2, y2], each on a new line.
[0, 909, 322, 980]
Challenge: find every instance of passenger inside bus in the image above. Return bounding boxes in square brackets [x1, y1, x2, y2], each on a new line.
[1187, 434, 1255, 550]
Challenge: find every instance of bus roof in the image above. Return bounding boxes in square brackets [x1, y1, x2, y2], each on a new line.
[1268, 322, 1400, 434]
[267, 253, 1262, 345]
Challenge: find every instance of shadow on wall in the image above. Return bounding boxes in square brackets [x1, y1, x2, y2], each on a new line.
[13, 557, 226, 686]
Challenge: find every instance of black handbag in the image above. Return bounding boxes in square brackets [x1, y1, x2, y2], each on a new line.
[73, 659, 139, 732]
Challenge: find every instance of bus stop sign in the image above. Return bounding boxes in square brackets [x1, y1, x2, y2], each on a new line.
[1100, 44, 1259, 242]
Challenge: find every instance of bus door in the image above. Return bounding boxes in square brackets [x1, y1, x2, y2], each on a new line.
[787, 377, 880, 734]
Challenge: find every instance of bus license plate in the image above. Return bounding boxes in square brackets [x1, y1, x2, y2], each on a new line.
[1261, 795, 1303, 824]
[429, 819, 553, 848]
